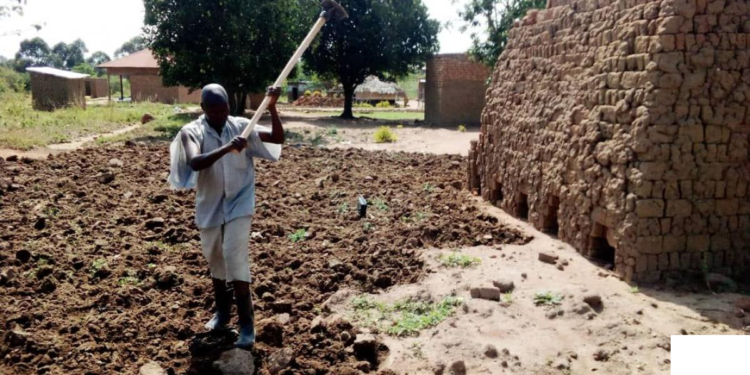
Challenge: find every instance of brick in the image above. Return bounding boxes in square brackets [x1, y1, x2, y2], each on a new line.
[636, 199, 665, 218]
[710, 234, 731, 251]
[663, 236, 687, 252]
[666, 200, 692, 217]
[716, 200, 739, 216]
[687, 235, 710, 252]
[637, 236, 663, 254]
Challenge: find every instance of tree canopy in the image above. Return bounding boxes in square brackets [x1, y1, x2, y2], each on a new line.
[14, 37, 51, 71]
[51, 38, 88, 69]
[114, 36, 148, 58]
[456, 0, 546, 66]
[144, 0, 316, 115]
[304, 0, 439, 119]
[87, 51, 111, 66]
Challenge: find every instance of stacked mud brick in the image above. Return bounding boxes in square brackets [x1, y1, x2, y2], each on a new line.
[28, 70, 86, 111]
[468, 0, 750, 282]
[426, 54, 490, 126]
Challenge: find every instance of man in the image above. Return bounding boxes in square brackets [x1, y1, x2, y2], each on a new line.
[168, 83, 284, 349]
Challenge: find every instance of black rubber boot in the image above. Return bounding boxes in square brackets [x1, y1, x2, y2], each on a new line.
[204, 278, 232, 331]
[234, 292, 256, 349]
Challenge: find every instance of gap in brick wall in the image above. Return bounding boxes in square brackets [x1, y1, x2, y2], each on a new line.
[516, 193, 529, 220]
[542, 195, 560, 236]
[589, 223, 616, 268]
[490, 185, 503, 206]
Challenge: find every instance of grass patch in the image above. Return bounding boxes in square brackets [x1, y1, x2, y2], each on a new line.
[533, 291, 564, 306]
[90, 259, 108, 278]
[437, 252, 481, 268]
[362, 111, 424, 121]
[630, 286, 640, 294]
[118, 271, 141, 286]
[288, 229, 307, 243]
[350, 295, 463, 337]
[457, 124, 466, 132]
[0, 92, 181, 149]
[423, 183, 436, 192]
[373, 199, 389, 212]
[337, 202, 350, 214]
[373, 126, 397, 143]
[501, 292, 514, 306]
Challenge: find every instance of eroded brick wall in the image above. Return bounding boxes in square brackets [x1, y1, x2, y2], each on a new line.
[426, 54, 490, 126]
[470, 0, 750, 282]
[30, 73, 86, 111]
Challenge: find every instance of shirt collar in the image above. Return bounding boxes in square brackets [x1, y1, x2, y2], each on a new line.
[200, 115, 224, 141]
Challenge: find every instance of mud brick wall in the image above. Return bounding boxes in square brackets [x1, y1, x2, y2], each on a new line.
[29, 73, 86, 111]
[130, 74, 180, 104]
[426, 54, 490, 126]
[88, 78, 108, 99]
[470, 0, 750, 282]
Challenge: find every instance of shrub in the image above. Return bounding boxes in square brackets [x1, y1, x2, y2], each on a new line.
[457, 124, 466, 132]
[355, 102, 374, 108]
[0, 67, 28, 94]
[373, 126, 397, 143]
[304, 90, 312, 96]
[312, 90, 322, 97]
[376, 101, 391, 108]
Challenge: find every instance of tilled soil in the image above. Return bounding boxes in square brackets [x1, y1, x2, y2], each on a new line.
[0, 144, 530, 375]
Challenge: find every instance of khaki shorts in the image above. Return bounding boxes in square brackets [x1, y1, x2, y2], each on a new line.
[199, 216, 252, 282]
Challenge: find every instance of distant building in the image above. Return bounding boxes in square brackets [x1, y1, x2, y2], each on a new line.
[425, 54, 489, 126]
[98, 49, 201, 104]
[329, 76, 407, 104]
[86, 78, 108, 99]
[26, 67, 88, 111]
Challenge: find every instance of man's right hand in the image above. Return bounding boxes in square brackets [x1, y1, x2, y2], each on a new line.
[226, 136, 248, 152]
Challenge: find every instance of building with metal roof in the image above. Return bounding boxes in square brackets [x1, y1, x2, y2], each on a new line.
[26, 67, 88, 111]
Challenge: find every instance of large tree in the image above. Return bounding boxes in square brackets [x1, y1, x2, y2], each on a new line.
[13, 36, 50, 71]
[144, 0, 315, 115]
[114, 36, 148, 58]
[51, 38, 87, 69]
[304, 0, 439, 119]
[87, 51, 111, 66]
[455, 0, 546, 66]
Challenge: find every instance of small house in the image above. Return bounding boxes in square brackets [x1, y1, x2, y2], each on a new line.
[26, 67, 88, 111]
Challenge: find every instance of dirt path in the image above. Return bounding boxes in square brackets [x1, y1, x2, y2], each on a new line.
[0, 124, 141, 160]
[327, 199, 749, 374]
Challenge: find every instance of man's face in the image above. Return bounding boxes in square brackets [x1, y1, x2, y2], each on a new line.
[202, 102, 230, 127]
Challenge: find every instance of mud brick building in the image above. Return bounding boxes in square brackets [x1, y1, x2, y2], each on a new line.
[26, 67, 88, 111]
[468, 0, 750, 282]
[98, 49, 202, 104]
[425, 54, 490, 126]
[86, 78, 108, 99]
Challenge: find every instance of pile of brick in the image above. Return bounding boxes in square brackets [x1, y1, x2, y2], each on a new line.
[469, 0, 750, 282]
[292, 95, 344, 107]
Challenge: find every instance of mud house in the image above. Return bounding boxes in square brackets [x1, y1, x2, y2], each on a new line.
[85, 78, 109, 99]
[97, 49, 201, 104]
[26, 67, 88, 111]
[425, 53, 490, 126]
[468, 0, 750, 282]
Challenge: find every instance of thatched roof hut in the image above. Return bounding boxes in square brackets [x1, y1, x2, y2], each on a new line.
[27, 67, 89, 111]
[330, 76, 407, 103]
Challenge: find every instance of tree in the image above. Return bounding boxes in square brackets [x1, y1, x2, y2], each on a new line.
[51, 39, 87, 69]
[114, 36, 148, 58]
[14, 37, 50, 71]
[0, 0, 24, 18]
[455, 0, 546, 66]
[71, 62, 95, 76]
[87, 51, 110, 66]
[144, 0, 315, 115]
[304, 0, 439, 119]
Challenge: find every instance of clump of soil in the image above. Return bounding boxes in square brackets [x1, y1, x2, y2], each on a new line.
[0, 144, 530, 374]
[292, 95, 345, 107]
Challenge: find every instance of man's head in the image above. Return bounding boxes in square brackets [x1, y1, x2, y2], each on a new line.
[201, 84, 230, 128]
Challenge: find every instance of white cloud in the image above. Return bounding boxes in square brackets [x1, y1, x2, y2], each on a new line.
[0, 0, 477, 59]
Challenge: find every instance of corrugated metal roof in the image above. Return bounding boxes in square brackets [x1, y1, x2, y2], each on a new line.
[98, 49, 159, 69]
[26, 67, 89, 79]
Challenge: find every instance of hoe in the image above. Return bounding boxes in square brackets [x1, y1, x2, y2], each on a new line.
[239, 0, 349, 139]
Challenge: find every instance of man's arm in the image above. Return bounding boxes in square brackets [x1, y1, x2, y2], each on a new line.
[181, 130, 248, 171]
[259, 86, 285, 145]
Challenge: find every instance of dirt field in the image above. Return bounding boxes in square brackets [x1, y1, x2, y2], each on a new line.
[0, 144, 529, 374]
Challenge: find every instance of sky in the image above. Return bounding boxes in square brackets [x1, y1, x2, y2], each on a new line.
[0, 0, 476, 60]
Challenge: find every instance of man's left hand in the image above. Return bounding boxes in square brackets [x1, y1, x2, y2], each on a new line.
[267, 86, 282, 108]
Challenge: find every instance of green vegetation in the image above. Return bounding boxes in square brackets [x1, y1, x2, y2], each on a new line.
[354, 102, 374, 108]
[0, 67, 28, 94]
[423, 183, 436, 192]
[90, 259, 108, 277]
[288, 229, 307, 243]
[630, 286, 640, 294]
[458, 124, 467, 132]
[327, 126, 338, 136]
[533, 291, 564, 306]
[337, 202, 350, 214]
[373, 198, 389, 212]
[350, 295, 463, 337]
[363, 222, 374, 232]
[0, 92, 183, 149]
[397, 72, 422, 101]
[118, 271, 141, 286]
[437, 252, 482, 268]
[501, 292, 514, 305]
[376, 101, 392, 108]
[373, 126, 397, 143]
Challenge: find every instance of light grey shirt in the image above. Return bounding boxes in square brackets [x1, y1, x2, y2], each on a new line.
[176, 115, 279, 230]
